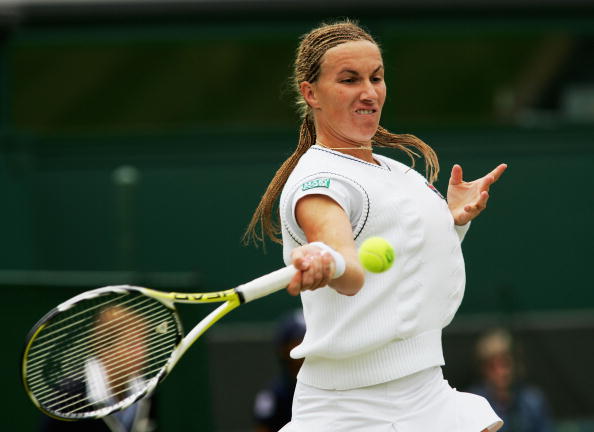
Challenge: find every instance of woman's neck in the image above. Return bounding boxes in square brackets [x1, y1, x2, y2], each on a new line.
[315, 138, 377, 165]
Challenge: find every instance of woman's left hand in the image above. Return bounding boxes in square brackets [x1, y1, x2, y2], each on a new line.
[447, 163, 507, 226]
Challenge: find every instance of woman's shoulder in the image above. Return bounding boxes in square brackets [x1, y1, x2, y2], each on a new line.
[283, 146, 373, 198]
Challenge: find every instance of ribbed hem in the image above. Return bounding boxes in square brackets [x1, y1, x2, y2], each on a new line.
[297, 329, 445, 390]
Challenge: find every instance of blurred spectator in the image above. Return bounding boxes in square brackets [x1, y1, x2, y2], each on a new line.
[253, 309, 306, 432]
[469, 328, 553, 432]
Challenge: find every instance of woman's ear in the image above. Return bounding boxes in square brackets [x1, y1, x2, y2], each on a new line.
[300, 81, 319, 109]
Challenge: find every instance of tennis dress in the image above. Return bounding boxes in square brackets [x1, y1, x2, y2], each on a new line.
[278, 145, 502, 432]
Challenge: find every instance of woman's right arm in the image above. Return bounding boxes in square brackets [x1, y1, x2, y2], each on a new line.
[287, 194, 365, 297]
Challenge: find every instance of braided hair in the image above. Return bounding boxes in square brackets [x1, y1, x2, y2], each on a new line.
[244, 19, 439, 246]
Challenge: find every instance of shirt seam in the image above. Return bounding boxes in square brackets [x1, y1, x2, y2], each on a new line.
[282, 171, 371, 245]
[311, 146, 391, 171]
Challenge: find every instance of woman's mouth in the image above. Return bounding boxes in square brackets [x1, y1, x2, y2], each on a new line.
[355, 109, 376, 115]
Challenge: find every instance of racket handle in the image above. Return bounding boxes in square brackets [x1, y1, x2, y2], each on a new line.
[236, 265, 297, 303]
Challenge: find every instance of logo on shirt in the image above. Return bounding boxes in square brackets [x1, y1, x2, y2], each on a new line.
[426, 182, 445, 200]
[302, 178, 331, 191]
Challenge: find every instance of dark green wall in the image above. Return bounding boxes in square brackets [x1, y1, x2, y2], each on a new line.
[3, 128, 592, 312]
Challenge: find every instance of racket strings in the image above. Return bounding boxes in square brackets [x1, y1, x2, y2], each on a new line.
[27, 310, 177, 400]
[28, 325, 176, 414]
[39, 360, 163, 415]
[26, 295, 168, 376]
[26, 307, 174, 394]
[57, 362, 168, 416]
[27, 293, 148, 355]
[31, 342, 176, 415]
[24, 290, 181, 418]
[26, 298, 151, 386]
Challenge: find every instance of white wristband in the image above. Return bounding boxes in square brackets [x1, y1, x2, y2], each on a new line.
[308, 241, 346, 278]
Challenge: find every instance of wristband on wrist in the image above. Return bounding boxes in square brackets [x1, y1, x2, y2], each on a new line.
[308, 241, 346, 278]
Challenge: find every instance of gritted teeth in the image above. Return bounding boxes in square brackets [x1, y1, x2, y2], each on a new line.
[356, 109, 375, 114]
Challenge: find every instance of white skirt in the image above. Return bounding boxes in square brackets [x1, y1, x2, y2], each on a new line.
[280, 366, 502, 432]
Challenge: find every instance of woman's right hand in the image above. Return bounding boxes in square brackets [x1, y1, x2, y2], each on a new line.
[287, 243, 337, 296]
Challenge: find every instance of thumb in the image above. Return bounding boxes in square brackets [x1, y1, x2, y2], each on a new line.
[449, 164, 463, 185]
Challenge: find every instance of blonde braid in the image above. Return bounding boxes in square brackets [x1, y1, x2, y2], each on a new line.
[243, 116, 315, 245]
[373, 126, 439, 184]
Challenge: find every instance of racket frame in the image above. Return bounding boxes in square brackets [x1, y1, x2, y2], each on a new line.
[22, 265, 296, 421]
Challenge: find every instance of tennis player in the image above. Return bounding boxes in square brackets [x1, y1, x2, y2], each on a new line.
[245, 19, 507, 432]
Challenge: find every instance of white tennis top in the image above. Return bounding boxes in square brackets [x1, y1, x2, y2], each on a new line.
[280, 145, 469, 390]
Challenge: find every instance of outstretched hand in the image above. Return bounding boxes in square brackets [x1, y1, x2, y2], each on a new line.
[447, 163, 507, 226]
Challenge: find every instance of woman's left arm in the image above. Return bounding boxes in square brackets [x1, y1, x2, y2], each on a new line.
[447, 163, 508, 226]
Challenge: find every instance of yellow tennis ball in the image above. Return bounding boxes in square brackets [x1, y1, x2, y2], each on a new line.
[358, 237, 395, 273]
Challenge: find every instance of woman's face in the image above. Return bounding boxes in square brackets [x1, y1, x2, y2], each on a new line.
[303, 40, 386, 145]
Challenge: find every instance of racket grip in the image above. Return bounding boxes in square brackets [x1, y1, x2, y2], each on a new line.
[236, 265, 297, 303]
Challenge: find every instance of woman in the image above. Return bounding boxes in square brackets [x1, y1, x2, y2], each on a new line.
[245, 20, 507, 432]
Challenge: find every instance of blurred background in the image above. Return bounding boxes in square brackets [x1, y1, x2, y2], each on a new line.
[1, 0, 593, 431]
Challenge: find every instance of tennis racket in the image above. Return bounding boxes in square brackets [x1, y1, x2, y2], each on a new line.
[22, 265, 297, 421]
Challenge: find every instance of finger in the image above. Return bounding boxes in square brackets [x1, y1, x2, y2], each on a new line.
[319, 252, 335, 287]
[292, 249, 312, 272]
[449, 164, 463, 185]
[302, 255, 324, 290]
[488, 163, 508, 183]
[479, 174, 495, 192]
[299, 258, 315, 289]
[477, 190, 490, 209]
[313, 254, 326, 286]
[464, 191, 489, 213]
[287, 272, 302, 296]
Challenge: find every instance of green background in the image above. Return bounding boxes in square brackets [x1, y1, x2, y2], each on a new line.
[2, 8, 593, 431]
